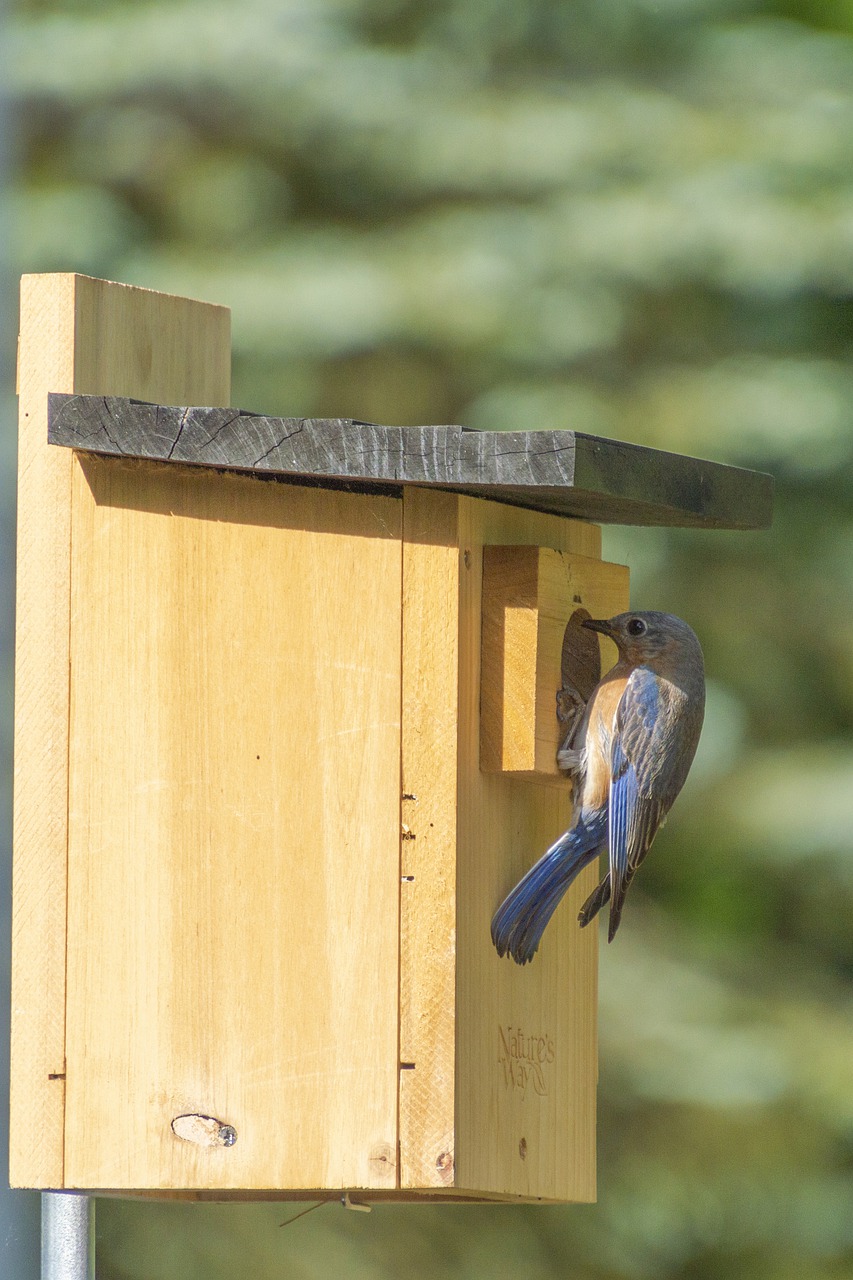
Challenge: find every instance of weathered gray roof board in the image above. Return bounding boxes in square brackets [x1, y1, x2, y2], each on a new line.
[48, 393, 773, 530]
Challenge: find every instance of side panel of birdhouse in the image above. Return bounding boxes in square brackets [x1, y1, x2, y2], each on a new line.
[455, 498, 629, 1202]
[63, 459, 403, 1191]
[11, 273, 231, 1188]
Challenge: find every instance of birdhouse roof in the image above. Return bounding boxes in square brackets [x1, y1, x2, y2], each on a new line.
[48, 394, 772, 529]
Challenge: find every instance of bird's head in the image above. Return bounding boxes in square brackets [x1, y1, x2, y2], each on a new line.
[583, 610, 702, 668]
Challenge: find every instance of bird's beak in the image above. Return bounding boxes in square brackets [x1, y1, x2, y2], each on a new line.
[582, 617, 614, 637]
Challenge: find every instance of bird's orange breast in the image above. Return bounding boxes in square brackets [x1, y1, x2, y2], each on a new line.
[582, 670, 630, 809]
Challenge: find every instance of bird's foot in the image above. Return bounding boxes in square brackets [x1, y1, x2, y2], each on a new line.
[557, 747, 582, 774]
[556, 683, 586, 773]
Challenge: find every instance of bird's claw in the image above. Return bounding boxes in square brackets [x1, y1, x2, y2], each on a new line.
[556, 683, 585, 728]
[556, 683, 586, 773]
[557, 747, 582, 774]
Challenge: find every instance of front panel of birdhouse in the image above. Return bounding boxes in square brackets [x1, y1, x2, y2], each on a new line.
[12, 274, 638, 1204]
[63, 456, 404, 1191]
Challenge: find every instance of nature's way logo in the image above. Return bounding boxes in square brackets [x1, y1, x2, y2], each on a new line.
[497, 1025, 556, 1096]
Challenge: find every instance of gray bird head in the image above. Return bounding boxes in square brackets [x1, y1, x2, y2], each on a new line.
[583, 610, 703, 669]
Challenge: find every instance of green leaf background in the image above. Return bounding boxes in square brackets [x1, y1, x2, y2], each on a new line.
[6, 0, 853, 1276]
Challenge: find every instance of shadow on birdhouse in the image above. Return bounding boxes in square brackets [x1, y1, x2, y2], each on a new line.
[11, 274, 772, 1205]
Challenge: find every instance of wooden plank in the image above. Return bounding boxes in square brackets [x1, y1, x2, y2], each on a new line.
[481, 546, 630, 779]
[480, 545, 540, 776]
[71, 276, 230, 405]
[63, 460, 403, 1191]
[11, 274, 230, 1189]
[454, 501, 628, 1202]
[97, 1185, 585, 1203]
[399, 490, 460, 1189]
[11, 275, 77, 1188]
[48, 393, 774, 530]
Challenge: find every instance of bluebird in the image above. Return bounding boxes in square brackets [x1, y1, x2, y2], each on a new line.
[491, 611, 705, 964]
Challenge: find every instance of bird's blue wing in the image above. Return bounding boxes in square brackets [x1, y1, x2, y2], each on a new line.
[607, 734, 637, 941]
[607, 668, 667, 941]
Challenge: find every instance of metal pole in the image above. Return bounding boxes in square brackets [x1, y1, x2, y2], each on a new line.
[41, 1193, 95, 1280]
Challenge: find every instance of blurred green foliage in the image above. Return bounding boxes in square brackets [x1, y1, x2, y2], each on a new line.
[8, 0, 853, 1276]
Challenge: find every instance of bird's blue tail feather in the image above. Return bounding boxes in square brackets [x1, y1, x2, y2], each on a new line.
[491, 812, 606, 965]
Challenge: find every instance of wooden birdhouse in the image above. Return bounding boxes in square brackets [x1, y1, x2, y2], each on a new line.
[11, 274, 772, 1205]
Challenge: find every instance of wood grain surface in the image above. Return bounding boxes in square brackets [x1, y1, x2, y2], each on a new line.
[11, 273, 230, 1188]
[48, 392, 774, 530]
[64, 461, 403, 1191]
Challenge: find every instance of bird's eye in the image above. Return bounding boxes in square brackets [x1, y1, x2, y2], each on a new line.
[627, 617, 647, 636]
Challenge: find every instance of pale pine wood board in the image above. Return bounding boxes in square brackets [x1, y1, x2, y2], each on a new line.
[399, 490, 460, 1189]
[12, 275, 77, 1187]
[64, 460, 403, 1190]
[480, 545, 540, 774]
[98, 1186, 588, 1203]
[455, 499, 629, 1201]
[481, 546, 629, 779]
[11, 273, 230, 1188]
[71, 274, 231, 404]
